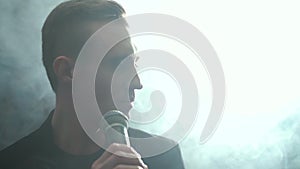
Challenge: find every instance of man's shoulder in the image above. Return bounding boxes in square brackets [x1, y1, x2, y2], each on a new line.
[0, 118, 52, 168]
[128, 128, 185, 169]
[0, 129, 40, 168]
[128, 127, 178, 148]
[128, 127, 172, 139]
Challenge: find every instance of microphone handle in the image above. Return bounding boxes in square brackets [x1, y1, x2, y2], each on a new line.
[105, 124, 130, 147]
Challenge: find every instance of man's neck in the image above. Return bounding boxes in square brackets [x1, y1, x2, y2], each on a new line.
[51, 98, 104, 155]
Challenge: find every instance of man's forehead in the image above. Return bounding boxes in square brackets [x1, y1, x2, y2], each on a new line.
[106, 38, 136, 60]
[85, 21, 136, 59]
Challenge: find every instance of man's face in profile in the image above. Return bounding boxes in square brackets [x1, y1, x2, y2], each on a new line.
[87, 22, 141, 115]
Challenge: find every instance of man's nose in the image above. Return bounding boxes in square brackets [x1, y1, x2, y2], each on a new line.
[131, 74, 143, 90]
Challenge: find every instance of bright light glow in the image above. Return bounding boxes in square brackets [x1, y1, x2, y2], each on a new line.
[116, 0, 300, 168]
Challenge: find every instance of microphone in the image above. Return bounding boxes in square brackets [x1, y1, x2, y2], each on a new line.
[100, 110, 130, 147]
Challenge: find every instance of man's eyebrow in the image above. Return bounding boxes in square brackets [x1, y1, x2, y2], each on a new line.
[112, 52, 139, 63]
[133, 44, 138, 52]
[134, 54, 140, 62]
[132, 44, 140, 62]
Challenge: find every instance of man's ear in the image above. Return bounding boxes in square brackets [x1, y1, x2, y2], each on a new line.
[53, 56, 74, 83]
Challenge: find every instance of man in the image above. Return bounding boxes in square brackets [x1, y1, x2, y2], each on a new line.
[0, 0, 185, 168]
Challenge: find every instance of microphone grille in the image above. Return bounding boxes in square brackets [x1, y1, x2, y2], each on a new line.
[101, 110, 129, 129]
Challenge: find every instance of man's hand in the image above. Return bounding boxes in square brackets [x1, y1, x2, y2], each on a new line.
[91, 143, 148, 169]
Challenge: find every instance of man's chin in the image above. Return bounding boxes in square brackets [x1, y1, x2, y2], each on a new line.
[103, 104, 132, 116]
[119, 104, 133, 116]
[97, 98, 134, 117]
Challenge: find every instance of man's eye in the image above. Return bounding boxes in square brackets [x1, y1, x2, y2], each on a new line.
[134, 62, 139, 68]
[110, 57, 123, 66]
[109, 55, 137, 68]
[134, 55, 140, 68]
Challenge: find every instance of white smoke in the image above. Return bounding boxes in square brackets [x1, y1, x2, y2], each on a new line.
[0, 0, 60, 149]
[0, 1, 299, 169]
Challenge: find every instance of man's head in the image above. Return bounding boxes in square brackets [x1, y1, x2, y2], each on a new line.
[42, 0, 142, 114]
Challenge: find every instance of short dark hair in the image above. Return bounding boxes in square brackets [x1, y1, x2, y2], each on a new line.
[42, 0, 125, 92]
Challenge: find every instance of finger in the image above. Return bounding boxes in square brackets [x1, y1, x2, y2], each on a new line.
[93, 143, 139, 165]
[108, 143, 141, 158]
[93, 151, 146, 169]
[113, 164, 146, 169]
[92, 144, 146, 169]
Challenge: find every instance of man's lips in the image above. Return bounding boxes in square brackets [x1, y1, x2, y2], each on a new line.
[129, 94, 135, 102]
[129, 91, 135, 102]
